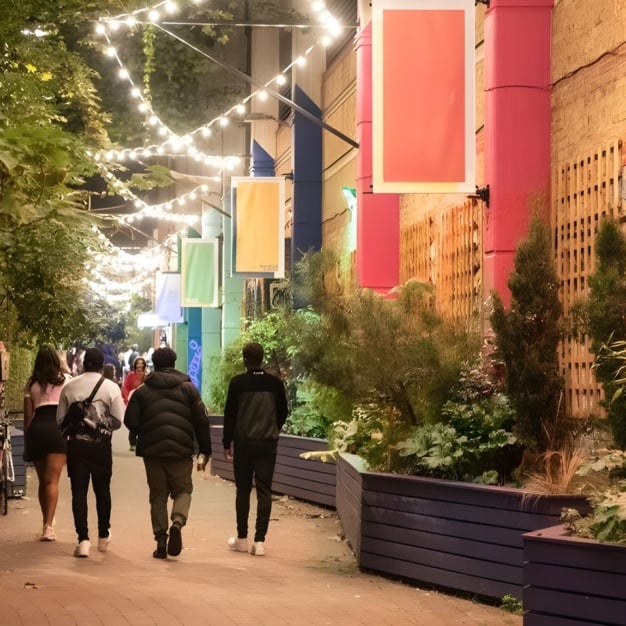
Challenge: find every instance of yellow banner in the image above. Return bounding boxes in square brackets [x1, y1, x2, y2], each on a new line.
[233, 177, 285, 277]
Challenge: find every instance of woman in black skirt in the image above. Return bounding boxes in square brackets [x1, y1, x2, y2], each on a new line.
[24, 346, 71, 541]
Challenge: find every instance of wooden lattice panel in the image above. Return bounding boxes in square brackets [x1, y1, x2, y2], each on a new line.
[553, 139, 622, 419]
[401, 200, 482, 322]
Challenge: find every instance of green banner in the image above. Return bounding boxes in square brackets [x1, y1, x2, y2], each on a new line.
[181, 239, 219, 307]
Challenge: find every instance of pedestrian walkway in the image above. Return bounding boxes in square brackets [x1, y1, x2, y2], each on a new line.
[0, 431, 522, 625]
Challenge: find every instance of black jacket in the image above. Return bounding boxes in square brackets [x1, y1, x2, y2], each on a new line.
[223, 368, 289, 448]
[124, 368, 212, 459]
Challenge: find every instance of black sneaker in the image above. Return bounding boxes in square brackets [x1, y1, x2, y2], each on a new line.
[167, 523, 182, 557]
[153, 545, 167, 559]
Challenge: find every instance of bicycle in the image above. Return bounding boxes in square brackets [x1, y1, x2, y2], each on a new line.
[0, 369, 23, 515]
[0, 414, 14, 515]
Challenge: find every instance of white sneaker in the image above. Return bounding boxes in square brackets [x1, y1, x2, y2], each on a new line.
[74, 540, 90, 558]
[41, 525, 56, 542]
[251, 541, 265, 556]
[227, 536, 248, 552]
[98, 531, 111, 552]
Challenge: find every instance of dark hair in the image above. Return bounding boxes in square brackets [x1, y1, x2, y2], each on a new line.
[103, 363, 116, 381]
[83, 347, 104, 372]
[242, 342, 264, 368]
[152, 347, 176, 370]
[133, 358, 147, 371]
[28, 345, 66, 388]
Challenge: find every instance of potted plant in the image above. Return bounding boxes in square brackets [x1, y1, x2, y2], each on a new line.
[523, 450, 626, 625]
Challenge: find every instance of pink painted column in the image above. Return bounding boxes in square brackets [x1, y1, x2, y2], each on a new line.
[355, 24, 400, 293]
[483, 0, 554, 306]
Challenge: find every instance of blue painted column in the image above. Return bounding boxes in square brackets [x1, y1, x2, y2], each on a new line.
[250, 139, 275, 177]
[292, 85, 322, 264]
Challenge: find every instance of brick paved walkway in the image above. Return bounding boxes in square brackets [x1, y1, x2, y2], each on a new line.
[0, 431, 522, 625]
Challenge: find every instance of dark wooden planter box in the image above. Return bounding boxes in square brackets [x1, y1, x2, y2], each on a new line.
[336, 453, 591, 601]
[208, 415, 336, 507]
[523, 524, 626, 626]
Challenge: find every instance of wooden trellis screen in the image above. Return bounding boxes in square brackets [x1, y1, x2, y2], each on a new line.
[400, 139, 622, 421]
[553, 139, 623, 419]
[401, 199, 483, 323]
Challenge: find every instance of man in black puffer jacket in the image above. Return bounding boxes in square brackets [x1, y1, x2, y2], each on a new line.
[124, 347, 212, 560]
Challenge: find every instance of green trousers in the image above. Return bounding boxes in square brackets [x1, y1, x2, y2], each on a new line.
[143, 457, 193, 541]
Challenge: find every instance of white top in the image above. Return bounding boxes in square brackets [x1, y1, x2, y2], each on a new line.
[56, 371, 125, 432]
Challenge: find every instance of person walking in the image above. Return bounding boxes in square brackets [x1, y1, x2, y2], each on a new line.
[123, 347, 212, 560]
[23, 346, 71, 541]
[122, 356, 148, 451]
[223, 342, 289, 556]
[56, 347, 124, 558]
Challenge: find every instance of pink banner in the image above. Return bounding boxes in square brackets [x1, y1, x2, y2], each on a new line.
[372, 0, 475, 193]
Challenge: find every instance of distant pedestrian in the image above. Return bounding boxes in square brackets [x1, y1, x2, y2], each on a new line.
[223, 342, 289, 556]
[102, 363, 118, 386]
[122, 357, 148, 451]
[56, 347, 124, 558]
[23, 346, 71, 542]
[124, 347, 212, 560]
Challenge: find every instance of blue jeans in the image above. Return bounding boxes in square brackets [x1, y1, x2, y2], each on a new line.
[233, 442, 277, 542]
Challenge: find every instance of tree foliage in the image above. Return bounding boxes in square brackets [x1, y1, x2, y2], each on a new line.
[490, 217, 564, 453]
[579, 219, 626, 448]
[292, 250, 479, 427]
[0, 1, 133, 351]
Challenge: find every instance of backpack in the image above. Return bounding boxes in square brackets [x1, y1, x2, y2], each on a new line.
[61, 376, 111, 442]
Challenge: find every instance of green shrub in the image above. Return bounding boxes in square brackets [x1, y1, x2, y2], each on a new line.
[282, 380, 346, 439]
[490, 217, 564, 454]
[393, 394, 519, 482]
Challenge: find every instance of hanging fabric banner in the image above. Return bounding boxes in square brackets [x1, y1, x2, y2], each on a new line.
[231, 177, 285, 278]
[372, 0, 475, 193]
[180, 239, 219, 307]
[155, 272, 184, 323]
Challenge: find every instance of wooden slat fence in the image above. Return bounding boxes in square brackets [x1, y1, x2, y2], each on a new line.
[553, 140, 622, 418]
[401, 200, 483, 323]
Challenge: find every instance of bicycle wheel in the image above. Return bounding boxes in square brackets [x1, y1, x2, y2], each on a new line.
[0, 448, 6, 515]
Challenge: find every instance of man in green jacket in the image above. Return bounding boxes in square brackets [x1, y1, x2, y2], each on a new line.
[124, 347, 212, 560]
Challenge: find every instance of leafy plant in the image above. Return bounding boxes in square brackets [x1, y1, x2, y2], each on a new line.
[393, 394, 519, 482]
[282, 381, 347, 439]
[500, 594, 523, 615]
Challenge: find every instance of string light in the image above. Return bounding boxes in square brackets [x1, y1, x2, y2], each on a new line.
[93, 0, 344, 165]
[89, 0, 344, 302]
